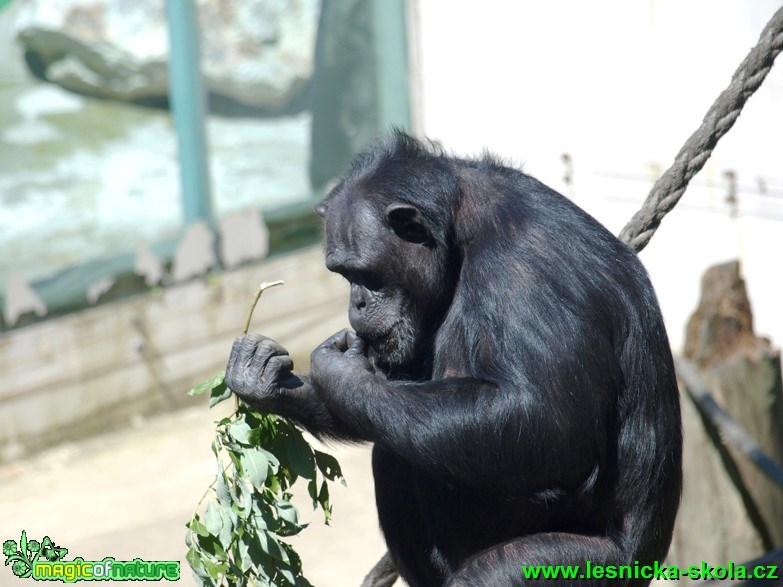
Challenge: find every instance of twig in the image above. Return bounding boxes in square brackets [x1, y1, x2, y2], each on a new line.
[243, 281, 285, 335]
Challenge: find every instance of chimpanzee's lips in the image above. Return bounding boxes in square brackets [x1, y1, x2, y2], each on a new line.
[357, 321, 401, 345]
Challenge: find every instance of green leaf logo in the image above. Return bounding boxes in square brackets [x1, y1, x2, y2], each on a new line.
[3, 531, 67, 580]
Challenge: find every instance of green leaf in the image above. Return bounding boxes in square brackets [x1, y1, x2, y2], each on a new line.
[282, 542, 303, 570]
[237, 534, 254, 573]
[204, 503, 223, 535]
[276, 501, 299, 526]
[285, 431, 316, 480]
[307, 479, 318, 509]
[252, 494, 274, 530]
[241, 450, 269, 488]
[257, 532, 288, 563]
[229, 421, 252, 445]
[218, 508, 234, 551]
[267, 474, 281, 495]
[192, 573, 217, 587]
[186, 547, 207, 578]
[218, 515, 234, 550]
[189, 372, 224, 396]
[203, 558, 224, 581]
[246, 427, 263, 445]
[189, 379, 212, 397]
[260, 447, 280, 473]
[195, 534, 224, 557]
[215, 473, 232, 508]
[279, 567, 297, 585]
[209, 383, 232, 408]
[240, 483, 254, 520]
[314, 450, 343, 481]
[227, 448, 243, 472]
[318, 481, 333, 524]
[318, 481, 329, 506]
[245, 530, 266, 567]
[188, 518, 210, 538]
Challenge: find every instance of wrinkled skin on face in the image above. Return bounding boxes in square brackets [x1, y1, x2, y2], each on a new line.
[318, 194, 451, 370]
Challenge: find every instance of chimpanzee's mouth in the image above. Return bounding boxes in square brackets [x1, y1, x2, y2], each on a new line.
[358, 321, 401, 346]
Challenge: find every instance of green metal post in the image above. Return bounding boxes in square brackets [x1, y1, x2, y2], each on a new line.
[166, 0, 213, 227]
[370, 0, 413, 131]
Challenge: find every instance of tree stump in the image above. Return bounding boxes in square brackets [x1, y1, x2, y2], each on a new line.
[667, 260, 783, 575]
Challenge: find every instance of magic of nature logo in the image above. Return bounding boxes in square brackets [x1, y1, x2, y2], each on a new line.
[3, 531, 180, 582]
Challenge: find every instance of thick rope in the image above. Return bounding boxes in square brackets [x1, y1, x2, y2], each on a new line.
[362, 7, 783, 585]
[359, 552, 399, 587]
[619, 5, 783, 252]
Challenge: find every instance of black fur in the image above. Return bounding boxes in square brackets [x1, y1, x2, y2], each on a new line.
[225, 131, 682, 586]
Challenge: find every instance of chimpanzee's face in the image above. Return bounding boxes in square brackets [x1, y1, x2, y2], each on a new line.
[316, 193, 448, 367]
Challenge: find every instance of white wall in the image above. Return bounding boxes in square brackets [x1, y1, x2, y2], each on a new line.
[413, 0, 783, 352]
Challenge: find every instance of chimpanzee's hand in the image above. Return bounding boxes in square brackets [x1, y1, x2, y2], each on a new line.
[310, 329, 373, 394]
[225, 334, 294, 408]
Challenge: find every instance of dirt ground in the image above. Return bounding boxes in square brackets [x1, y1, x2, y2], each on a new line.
[0, 404, 400, 586]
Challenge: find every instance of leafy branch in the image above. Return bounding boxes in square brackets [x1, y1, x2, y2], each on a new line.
[186, 281, 345, 587]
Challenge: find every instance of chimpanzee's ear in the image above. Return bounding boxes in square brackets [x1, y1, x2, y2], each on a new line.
[384, 202, 433, 245]
[314, 202, 327, 218]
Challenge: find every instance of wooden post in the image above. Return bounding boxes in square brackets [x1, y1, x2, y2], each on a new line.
[668, 261, 783, 572]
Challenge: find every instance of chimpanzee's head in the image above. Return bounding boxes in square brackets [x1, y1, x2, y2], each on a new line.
[315, 133, 459, 366]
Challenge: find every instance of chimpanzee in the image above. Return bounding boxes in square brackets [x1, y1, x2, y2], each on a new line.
[225, 131, 682, 587]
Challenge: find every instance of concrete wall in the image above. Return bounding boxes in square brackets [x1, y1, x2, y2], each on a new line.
[0, 246, 350, 462]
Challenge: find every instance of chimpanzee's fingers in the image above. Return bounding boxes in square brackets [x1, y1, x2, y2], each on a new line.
[317, 328, 355, 353]
[243, 333, 287, 356]
[345, 330, 358, 347]
[225, 334, 286, 390]
[345, 334, 366, 356]
[226, 335, 252, 390]
[245, 334, 288, 381]
[267, 355, 294, 379]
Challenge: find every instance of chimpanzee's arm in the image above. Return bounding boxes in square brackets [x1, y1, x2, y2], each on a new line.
[308, 331, 612, 492]
[227, 331, 611, 491]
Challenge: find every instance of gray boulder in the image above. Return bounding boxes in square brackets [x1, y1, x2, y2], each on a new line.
[15, 0, 318, 111]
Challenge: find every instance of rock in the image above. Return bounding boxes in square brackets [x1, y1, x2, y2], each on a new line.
[15, 0, 318, 112]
